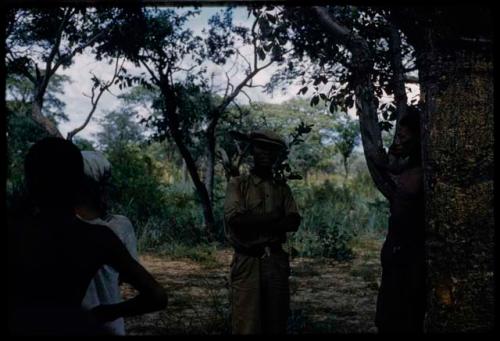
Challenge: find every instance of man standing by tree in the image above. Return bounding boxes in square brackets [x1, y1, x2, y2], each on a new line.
[224, 130, 301, 334]
[374, 108, 425, 333]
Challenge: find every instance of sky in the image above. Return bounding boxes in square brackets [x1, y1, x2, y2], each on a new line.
[50, 6, 418, 143]
[55, 6, 303, 141]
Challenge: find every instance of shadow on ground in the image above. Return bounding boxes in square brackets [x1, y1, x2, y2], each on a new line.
[122, 235, 383, 335]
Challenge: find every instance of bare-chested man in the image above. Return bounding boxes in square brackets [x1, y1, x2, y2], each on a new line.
[374, 108, 425, 333]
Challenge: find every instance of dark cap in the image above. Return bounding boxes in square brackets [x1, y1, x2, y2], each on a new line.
[249, 130, 287, 149]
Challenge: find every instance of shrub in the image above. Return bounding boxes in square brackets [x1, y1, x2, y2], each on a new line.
[289, 173, 388, 261]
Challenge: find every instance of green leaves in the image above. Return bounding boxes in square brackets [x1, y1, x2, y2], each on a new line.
[310, 95, 320, 107]
[378, 120, 393, 132]
[329, 100, 337, 114]
[297, 86, 308, 95]
[257, 47, 266, 61]
[271, 120, 315, 181]
[313, 75, 328, 86]
[345, 96, 354, 109]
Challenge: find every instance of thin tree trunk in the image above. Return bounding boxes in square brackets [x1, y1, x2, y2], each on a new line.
[388, 24, 408, 124]
[417, 33, 494, 333]
[204, 123, 216, 203]
[31, 95, 63, 138]
[161, 85, 216, 241]
[386, 23, 410, 174]
[182, 160, 189, 184]
[343, 156, 349, 181]
[171, 130, 216, 241]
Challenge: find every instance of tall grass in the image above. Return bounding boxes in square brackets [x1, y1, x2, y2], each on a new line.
[129, 169, 388, 262]
[288, 172, 388, 260]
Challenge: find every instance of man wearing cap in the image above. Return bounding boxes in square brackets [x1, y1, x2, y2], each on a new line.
[224, 130, 301, 334]
[75, 151, 139, 335]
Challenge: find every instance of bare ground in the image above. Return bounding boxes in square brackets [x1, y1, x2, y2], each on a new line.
[122, 235, 383, 335]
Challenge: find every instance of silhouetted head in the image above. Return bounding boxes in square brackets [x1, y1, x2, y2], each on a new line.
[249, 130, 286, 171]
[390, 106, 421, 162]
[24, 137, 84, 213]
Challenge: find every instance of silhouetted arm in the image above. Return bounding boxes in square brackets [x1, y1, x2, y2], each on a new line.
[224, 176, 280, 233]
[90, 229, 167, 323]
[313, 6, 398, 202]
[271, 213, 301, 233]
[270, 184, 301, 233]
[228, 210, 282, 232]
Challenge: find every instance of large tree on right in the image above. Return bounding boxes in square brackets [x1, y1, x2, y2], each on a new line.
[270, 5, 494, 332]
[394, 6, 494, 332]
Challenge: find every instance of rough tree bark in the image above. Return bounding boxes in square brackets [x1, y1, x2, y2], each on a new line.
[316, 6, 494, 332]
[415, 18, 494, 333]
[205, 123, 216, 203]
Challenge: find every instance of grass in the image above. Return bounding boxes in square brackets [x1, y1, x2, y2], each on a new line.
[157, 242, 221, 269]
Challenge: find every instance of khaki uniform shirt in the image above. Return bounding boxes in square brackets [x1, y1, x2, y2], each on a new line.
[224, 173, 299, 250]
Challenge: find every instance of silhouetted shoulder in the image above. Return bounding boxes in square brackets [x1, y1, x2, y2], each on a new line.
[72, 218, 125, 252]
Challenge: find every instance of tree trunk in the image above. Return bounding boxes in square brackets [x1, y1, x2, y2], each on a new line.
[418, 33, 494, 332]
[343, 156, 349, 181]
[160, 85, 216, 241]
[182, 159, 189, 184]
[31, 88, 63, 138]
[204, 124, 216, 204]
[387, 23, 408, 124]
[171, 130, 216, 241]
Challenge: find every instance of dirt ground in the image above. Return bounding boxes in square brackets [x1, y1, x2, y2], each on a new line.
[122, 236, 383, 335]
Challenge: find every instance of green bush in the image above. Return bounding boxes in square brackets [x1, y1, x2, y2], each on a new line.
[106, 143, 168, 223]
[90, 140, 389, 261]
[289, 173, 388, 261]
[290, 181, 355, 260]
[134, 183, 207, 251]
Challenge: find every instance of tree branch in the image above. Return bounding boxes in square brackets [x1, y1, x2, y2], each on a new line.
[6, 53, 36, 84]
[66, 57, 123, 141]
[45, 8, 74, 79]
[141, 60, 160, 85]
[52, 26, 111, 75]
[236, 48, 252, 71]
[251, 15, 259, 70]
[216, 58, 273, 115]
[239, 89, 253, 105]
[388, 23, 408, 124]
[312, 6, 351, 41]
[313, 6, 396, 200]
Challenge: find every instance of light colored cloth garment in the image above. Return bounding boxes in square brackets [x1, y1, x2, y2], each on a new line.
[224, 173, 299, 249]
[224, 173, 299, 334]
[230, 250, 290, 334]
[81, 214, 138, 335]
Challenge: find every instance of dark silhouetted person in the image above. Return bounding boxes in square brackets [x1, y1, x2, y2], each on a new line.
[224, 130, 301, 334]
[9, 137, 167, 335]
[375, 108, 425, 333]
[76, 150, 139, 335]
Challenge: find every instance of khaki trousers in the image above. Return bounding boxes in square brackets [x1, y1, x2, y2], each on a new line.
[230, 249, 290, 334]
